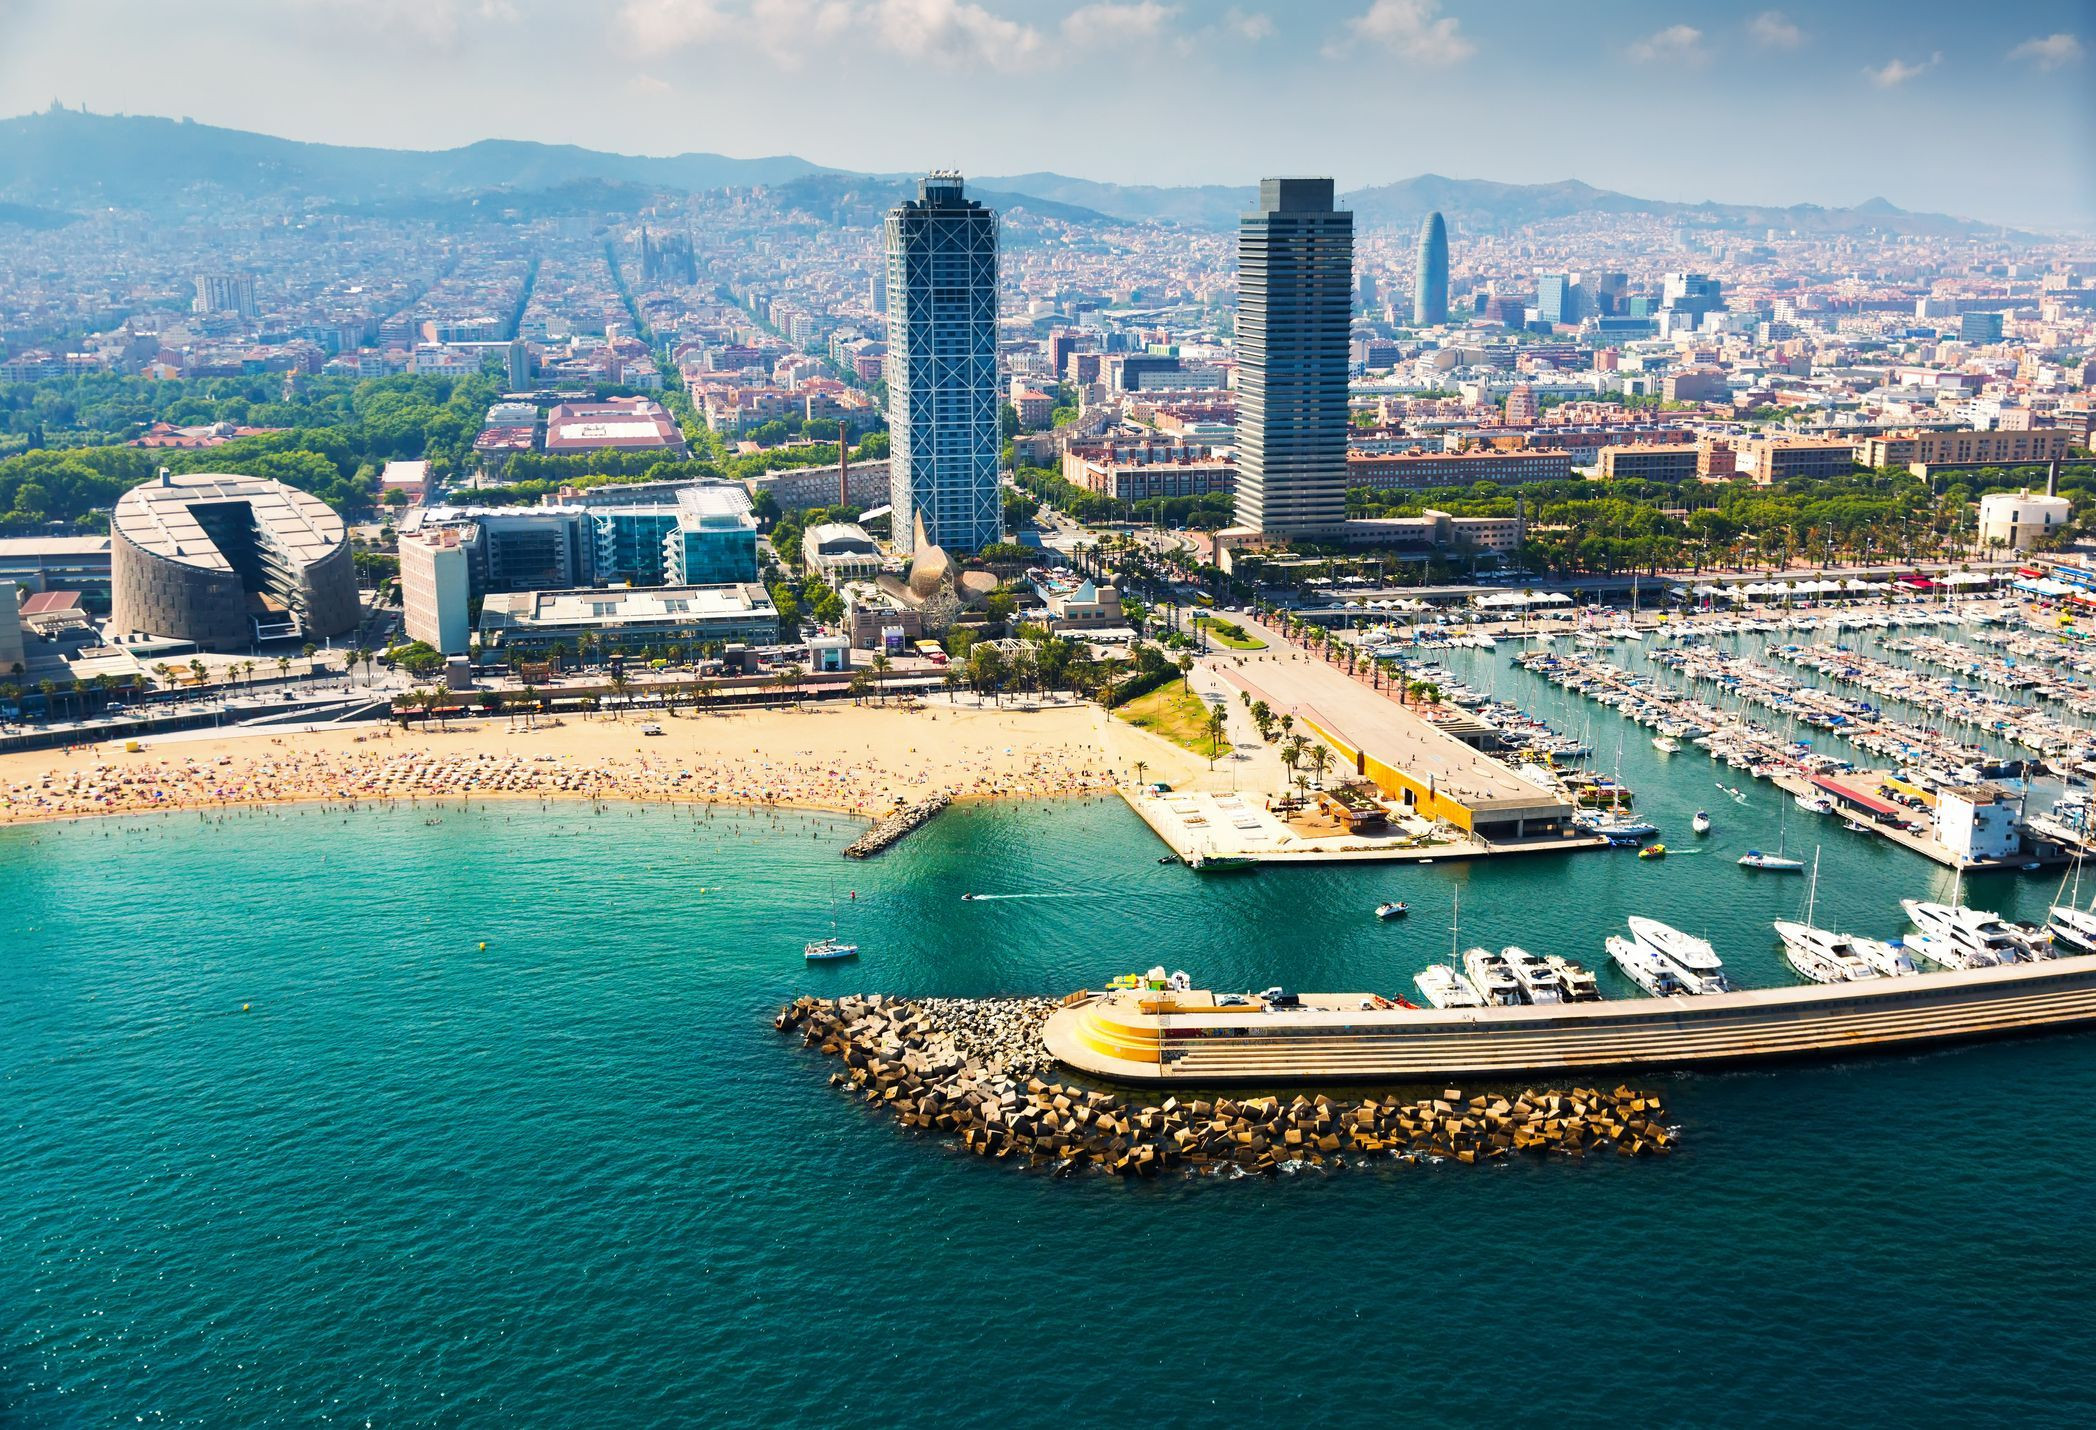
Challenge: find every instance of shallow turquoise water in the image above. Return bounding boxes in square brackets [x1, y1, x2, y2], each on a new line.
[6, 692, 2096, 1424]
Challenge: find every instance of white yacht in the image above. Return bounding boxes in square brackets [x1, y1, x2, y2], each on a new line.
[1545, 955, 1604, 1002]
[1500, 946, 1565, 1004]
[1794, 793, 1837, 815]
[1900, 900, 2046, 967]
[1691, 810, 1712, 836]
[1413, 964, 1484, 1009]
[1773, 925, 1852, 983]
[1625, 915, 1733, 992]
[1738, 849, 1806, 871]
[1652, 735, 1682, 754]
[1461, 946, 1523, 1006]
[1774, 921, 1915, 981]
[1604, 935, 1690, 997]
[2048, 904, 2096, 955]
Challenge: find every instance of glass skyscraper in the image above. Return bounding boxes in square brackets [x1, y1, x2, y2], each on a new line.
[1413, 211, 1449, 327]
[884, 172, 1002, 554]
[1236, 177, 1352, 536]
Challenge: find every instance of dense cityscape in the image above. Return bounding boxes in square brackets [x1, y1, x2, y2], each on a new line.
[3, 1, 2094, 1423]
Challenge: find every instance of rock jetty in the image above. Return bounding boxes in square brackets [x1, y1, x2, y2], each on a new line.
[776, 994, 1677, 1176]
[843, 794, 951, 859]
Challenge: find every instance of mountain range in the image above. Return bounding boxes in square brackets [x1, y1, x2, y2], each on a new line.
[0, 108, 2016, 238]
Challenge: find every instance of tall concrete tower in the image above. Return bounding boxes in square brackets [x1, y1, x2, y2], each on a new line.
[1235, 177, 1353, 537]
[1413, 211, 1449, 327]
[884, 172, 1002, 554]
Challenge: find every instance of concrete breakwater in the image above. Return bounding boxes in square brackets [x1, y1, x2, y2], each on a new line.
[774, 994, 1676, 1175]
[843, 794, 951, 858]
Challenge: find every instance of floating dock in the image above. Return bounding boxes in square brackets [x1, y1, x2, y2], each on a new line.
[1041, 955, 2096, 1084]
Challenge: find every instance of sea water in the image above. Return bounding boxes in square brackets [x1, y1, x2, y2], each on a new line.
[6, 721, 2095, 1423]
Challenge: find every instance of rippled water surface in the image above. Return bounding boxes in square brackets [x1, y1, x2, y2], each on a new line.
[6, 688, 2096, 1424]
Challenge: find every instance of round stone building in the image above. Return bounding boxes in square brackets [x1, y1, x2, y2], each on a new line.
[110, 472, 358, 649]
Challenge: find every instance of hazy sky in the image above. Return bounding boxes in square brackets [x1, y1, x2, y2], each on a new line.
[3, 0, 2092, 229]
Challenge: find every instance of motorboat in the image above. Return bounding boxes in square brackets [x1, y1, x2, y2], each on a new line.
[1794, 794, 1838, 815]
[1652, 735, 1682, 754]
[2048, 904, 2096, 954]
[1545, 955, 1604, 1002]
[803, 937, 860, 961]
[1843, 820, 1872, 833]
[1625, 915, 1731, 991]
[1190, 850, 1258, 872]
[1774, 921, 1915, 981]
[1691, 810, 1712, 836]
[1638, 843, 1667, 860]
[1604, 935, 1689, 997]
[1375, 900, 1410, 920]
[1738, 849, 1806, 871]
[1413, 964, 1484, 1010]
[1460, 946, 1524, 1006]
[1901, 899, 2046, 967]
[1501, 946, 1565, 1004]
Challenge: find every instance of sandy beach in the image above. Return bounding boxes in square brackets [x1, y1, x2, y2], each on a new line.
[0, 700, 1181, 829]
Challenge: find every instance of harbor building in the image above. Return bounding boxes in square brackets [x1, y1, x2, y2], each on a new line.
[476, 583, 780, 656]
[1977, 488, 2072, 552]
[885, 173, 1002, 554]
[109, 471, 357, 649]
[1228, 655, 1576, 843]
[1235, 178, 1352, 536]
[1412, 212, 1449, 327]
[400, 528, 473, 656]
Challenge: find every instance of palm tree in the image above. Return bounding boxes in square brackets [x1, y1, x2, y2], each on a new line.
[606, 669, 631, 717]
[870, 651, 891, 705]
[1177, 653, 1194, 690]
[1206, 700, 1227, 767]
[242, 659, 257, 689]
[1132, 758, 1148, 790]
[1308, 742, 1331, 790]
[276, 655, 292, 684]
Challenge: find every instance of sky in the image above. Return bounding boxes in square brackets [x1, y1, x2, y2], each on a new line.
[2, 0, 2092, 230]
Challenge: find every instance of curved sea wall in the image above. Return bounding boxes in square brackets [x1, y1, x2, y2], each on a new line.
[775, 994, 1674, 1176]
[1045, 954, 2096, 1085]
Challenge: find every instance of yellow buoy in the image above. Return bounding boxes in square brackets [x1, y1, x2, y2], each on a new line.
[478, 941, 487, 950]
[242, 1003, 250, 1012]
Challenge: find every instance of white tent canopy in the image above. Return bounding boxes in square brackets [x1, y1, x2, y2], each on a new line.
[1475, 590, 1573, 609]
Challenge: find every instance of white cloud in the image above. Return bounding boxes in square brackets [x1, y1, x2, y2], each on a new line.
[1748, 10, 1801, 49]
[618, 0, 731, 47]
[291, 0, 519, 48]
[626, 72, 675, 95]
[2008, 32, 2085, 70]
[620, 0, 1037, 70]
[1222, 7, 1273, 42]
[1865, 52, 1940, 87]
[1345, 0, 1473, 65]
[1062, 1, 1178, 46]
[1628, 24, 1705, 65]
[872, 0, 1042, 67]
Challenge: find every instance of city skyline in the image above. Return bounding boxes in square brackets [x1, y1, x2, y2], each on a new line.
[0, 1, 2090, 230]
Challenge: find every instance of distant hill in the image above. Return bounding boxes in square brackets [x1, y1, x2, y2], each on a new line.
[0, 109, 2017, 237]
[0, 199, 75, 229]
[0, 109, 832, 207]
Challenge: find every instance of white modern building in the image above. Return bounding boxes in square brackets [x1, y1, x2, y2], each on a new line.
[1977, 489, 2072, 552]
[400, 528, 473, 656]
[884, 172, 1002, 554]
